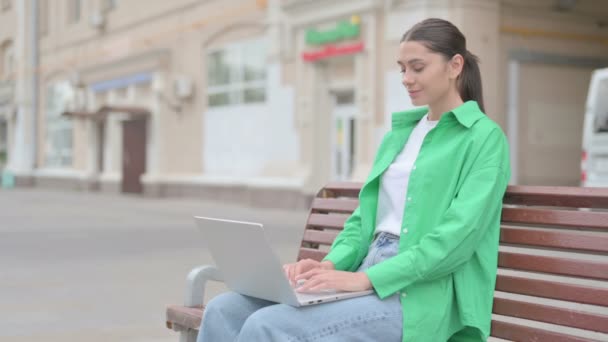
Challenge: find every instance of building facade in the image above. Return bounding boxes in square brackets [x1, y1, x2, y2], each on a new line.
[2, 0, 608, 208]
[0, 0, 17, 175]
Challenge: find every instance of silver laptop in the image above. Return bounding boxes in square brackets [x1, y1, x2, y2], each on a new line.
[194, 216, 373, 307]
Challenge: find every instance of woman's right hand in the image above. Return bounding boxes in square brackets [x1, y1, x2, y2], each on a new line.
[283, 259, 334, 286]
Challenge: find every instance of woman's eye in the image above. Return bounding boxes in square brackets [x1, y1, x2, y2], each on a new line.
[413, 67, 424, 73]
[399, 69, 406, 74]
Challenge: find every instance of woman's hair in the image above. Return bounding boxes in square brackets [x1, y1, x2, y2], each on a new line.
[401, 18, 485, 113]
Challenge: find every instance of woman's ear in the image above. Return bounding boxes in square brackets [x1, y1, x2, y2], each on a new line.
[449, 54, 465, 80]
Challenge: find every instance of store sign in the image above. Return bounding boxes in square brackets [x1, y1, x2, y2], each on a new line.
[305, 16, 361, 45]
[302, 15, 364, 62]
[302, 42, 365, 62]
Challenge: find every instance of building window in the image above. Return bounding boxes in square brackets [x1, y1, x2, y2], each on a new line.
[0, 41, 13, 79]
[45, 81, 74, 167]
[68, 0, 82, 24]
[1, 0, 11, 11]
[104, 0, 116, 11]
[0, 118, 7, 168]
[207, 38, 267, 108]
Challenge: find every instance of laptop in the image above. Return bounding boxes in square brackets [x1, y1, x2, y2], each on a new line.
[194, 216, 374, 307]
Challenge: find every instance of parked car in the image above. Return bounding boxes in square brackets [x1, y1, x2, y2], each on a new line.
[581, 67, 608, 187]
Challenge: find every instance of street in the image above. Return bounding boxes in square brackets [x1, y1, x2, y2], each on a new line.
[0, 188, 308, 341]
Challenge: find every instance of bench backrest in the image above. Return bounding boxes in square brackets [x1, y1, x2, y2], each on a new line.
[297, 182, 608, 341]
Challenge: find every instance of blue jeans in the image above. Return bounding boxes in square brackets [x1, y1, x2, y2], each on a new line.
[197, 232, 402, 342]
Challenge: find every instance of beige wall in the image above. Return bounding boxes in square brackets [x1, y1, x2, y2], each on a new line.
[498, 3, 608, 128]
[0, 2, 17, 44]
[452, 0, 501, 122]
[37, 0, 268, 178]
[517, 64, 594, 186]
[6, 0, 608, 198]
[164, 14, 267, 174]
[499, 4, 608, 184]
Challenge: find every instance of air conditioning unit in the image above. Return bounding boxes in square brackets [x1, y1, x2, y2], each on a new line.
[174, 76, 194, 100]
[90, 11, 106, 30]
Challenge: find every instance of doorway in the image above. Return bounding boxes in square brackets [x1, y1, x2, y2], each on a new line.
[121, 119, 147, 193]
[331, 91, 356, 181]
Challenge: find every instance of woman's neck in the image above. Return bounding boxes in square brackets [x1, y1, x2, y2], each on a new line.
[427, 92, 464, 121]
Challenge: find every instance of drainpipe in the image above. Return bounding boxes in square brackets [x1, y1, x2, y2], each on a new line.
[30, 0, 39, 170]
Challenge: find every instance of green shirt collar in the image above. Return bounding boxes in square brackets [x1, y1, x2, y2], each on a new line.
[391, 100, 485, 129]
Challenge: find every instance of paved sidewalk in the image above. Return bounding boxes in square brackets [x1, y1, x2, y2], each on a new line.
[0, 188, 308, 342]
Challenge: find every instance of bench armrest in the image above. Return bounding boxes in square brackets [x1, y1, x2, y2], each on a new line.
[184, 265, 224, 307]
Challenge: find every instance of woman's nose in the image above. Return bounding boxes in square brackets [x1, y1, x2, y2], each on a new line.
[402, 71, 414, 87]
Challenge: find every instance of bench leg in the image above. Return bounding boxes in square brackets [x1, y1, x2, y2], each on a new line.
[179, 329, 198, 342]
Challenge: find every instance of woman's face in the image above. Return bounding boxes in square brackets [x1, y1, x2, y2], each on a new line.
[397, 41, 461, 107]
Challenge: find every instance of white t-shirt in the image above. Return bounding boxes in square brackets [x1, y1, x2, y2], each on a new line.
[375, 113, 439, 236]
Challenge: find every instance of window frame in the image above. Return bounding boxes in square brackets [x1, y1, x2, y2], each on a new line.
[104, 0, 116, 11]
[2, 44, 14, 79]
[45, 81, 74, 168]
[206, 37, 267, 108]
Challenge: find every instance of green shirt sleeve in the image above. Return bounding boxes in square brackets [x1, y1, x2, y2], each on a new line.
[322, 206, 362, 271]
[365, 130, 510, 299]
[323, 132, 394, 272]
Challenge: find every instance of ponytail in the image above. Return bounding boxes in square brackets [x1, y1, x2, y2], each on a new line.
[459, 50, 484, 112]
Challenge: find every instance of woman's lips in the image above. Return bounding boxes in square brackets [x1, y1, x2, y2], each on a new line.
[408, 90, 421, 97]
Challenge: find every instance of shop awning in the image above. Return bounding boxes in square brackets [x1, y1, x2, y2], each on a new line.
[62, 110, 98, 119]
[62, 105, 150, 121]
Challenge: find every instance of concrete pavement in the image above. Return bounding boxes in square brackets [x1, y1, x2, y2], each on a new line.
[0, 188, 308, 341]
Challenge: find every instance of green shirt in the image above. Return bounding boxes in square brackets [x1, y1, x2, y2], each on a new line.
[323, 101, 511, 341]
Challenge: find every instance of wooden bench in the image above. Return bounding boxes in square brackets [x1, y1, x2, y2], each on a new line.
[166, 182, 608, 342]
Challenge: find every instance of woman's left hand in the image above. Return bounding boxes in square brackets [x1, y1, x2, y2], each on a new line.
[294, 269, 372, 293]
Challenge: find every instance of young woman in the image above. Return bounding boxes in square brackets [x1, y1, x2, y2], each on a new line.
[197, 17, 510, 342]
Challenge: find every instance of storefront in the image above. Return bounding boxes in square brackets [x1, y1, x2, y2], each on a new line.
[283, 0, 383, 194]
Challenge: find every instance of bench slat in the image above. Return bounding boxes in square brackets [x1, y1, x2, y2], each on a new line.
[306, 213, 349, 230]
[504, 185, 608, 208]
[311, 198, 359, 213]
[493, 296, 608, 333]
[496, 274, 608, 307]
[500, 226, 608, 253]
[498, 251, 608, 280]
[322, 182, 363, 198]
[302, 230, 339, 246]
[501, 207, 608, 230]
[490, 319, 597, 342]
[166, 304, 204, 331]
[298, 247, 328, 261]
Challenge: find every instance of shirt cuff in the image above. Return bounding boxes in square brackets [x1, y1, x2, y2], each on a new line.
[322, 244, 357, 271]
[364, 251, 421, 299]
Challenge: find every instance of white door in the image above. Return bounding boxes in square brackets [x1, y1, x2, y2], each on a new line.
[331, 91, 356, 181]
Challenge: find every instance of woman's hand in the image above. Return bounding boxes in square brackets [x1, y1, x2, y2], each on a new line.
[283, 259, 335, 286]
[295, 269, 372, 293]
